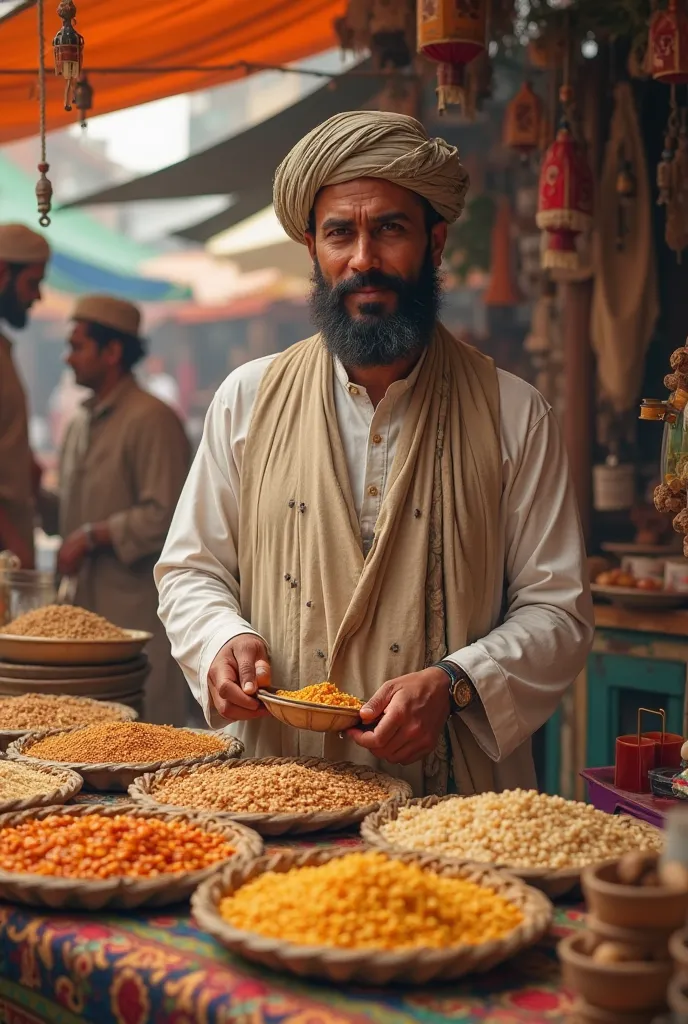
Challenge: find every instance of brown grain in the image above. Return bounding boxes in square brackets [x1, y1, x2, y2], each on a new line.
[0, 761, 69, 801]
[0, 694, 130, 731]
[24, 722, 225, 765]
[2, 605, 127, 641]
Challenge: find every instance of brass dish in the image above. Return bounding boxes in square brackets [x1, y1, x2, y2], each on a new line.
[0, 802, 263, 910]
[256, 690, 361, 732]
[191, 846, 553, 985]
[0, 629, 153, 666]
[128, 755, 412, 836]
[360, 795, 664, 899]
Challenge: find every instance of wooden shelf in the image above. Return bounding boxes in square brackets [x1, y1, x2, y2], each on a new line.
[594, 603, 688, 638]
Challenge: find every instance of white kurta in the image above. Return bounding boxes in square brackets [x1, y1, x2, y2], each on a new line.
[156, 352, 594, 789]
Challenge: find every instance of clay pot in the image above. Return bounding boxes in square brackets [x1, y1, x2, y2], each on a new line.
[582, 859, 688, 931]
[587, 913, 672, 960]
[570, 995, 663, 1023]
[558, 932, 671, 1012]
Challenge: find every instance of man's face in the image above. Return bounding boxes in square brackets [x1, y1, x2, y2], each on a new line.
[66, 321, 120, 391]
[0, 262, 45, 329]
[305, 178, 447, 366]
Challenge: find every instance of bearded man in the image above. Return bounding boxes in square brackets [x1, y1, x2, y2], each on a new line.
[0, 224, 50, 568]
[157, 111, 594, 795]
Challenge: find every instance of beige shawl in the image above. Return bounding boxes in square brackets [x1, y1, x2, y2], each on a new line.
[237, 325, 502, 796]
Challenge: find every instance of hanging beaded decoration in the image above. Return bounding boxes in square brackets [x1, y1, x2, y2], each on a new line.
[35, 0, 53, 228]
[53, 0, 84, 112]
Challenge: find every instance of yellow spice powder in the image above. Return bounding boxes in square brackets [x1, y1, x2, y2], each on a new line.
[219, 851, 523, 951]
[275, 682, 362, 709]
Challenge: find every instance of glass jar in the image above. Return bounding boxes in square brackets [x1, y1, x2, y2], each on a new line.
[661, 406, 688, 490]
[0, 569, 56, 627]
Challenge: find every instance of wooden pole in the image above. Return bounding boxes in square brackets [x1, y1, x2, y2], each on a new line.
[561, 279, 594, 543]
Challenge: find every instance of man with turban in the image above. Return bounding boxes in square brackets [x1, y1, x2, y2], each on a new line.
[0, 223, 50, 568]
[157, 111, 593, 794]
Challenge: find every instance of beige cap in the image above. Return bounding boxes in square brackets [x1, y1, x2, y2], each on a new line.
[0, 223, 50, 264]
[72, 294, 142, 338]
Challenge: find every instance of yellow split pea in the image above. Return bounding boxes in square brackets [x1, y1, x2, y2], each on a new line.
[219, 851, 523, 951]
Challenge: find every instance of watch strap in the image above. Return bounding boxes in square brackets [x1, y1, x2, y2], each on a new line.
[434, 659, 477, 713]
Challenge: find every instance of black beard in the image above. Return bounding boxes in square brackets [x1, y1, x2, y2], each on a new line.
[308, 250, 442, 368]
[0, 280, 28, 329]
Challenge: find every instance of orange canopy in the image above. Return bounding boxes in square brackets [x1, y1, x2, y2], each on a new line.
[0, 0, 344, 144]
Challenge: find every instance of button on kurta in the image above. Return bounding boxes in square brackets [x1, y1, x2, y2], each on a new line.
[372, 434, 382, 445]
[367, 485, 379, 497]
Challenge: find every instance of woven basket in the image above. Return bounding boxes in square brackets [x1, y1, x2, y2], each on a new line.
[0, 761, 83, 814]
[0, 802, 263, 910]
[128, 756, 413, 836]
[191, 846, 553, 985]
[0, 696, 138, 753]
[360, 795, 665, 899]
[6, 727, 244, 791]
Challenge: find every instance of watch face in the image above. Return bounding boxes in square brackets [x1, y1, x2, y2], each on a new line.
[452, 679, 473, 709]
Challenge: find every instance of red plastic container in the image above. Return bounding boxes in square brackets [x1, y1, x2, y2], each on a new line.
[643, 731, 684, 769]
[615, 735, 657, 793]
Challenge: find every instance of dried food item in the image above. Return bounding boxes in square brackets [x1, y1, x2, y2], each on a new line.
[655, 483, 685, 514]
[274, 682, 362, 709]
[378, 791, 663, 870]
[2, 605, 126, 641]
[0, 694, 129, 731]
[665, 372, 688, 393]
[23, 722, 225, 765]
[674, 508, 688, 534]
[0, 813, 234, 878]
[150, 761, 388, 814]
[219, 851, 524, 950]
[670, 348, 688, 374]
[0, 761, 70, 802]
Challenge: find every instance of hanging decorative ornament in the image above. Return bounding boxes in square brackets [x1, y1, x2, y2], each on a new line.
[615, 142, 637, 251]
[36, 0, 53, 228]
[53, 0, 84, 111]
[417, 0, 487, 115]
[369, 0, 415, 69]
[536, 86, 594, 271]
[483, 197, 521, 306]
[649, 0, 688, 85]
[73, 72, 93, 128]
[503, 80, 544, 158]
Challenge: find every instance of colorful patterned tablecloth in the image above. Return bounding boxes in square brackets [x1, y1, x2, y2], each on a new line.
[0, 796, 582, 1024]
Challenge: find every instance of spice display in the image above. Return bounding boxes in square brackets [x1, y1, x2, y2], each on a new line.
[23, 722, 225, 764]
[274, 682, 362, 709]
[0, 761, 69, 802]
[379, 791, 663, 870]
[219, 851, 523, 950]
[150, 761, 388, 814]
[2, 605, 126, 641]
[0, 694, 129, 731]
[0, 813, 234, 878]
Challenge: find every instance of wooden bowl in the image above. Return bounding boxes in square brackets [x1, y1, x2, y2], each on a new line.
[558, 932, 671, 1013]
[256, 690, 361, 733]
[570, 996, 661, 1024]
[587, 913, 672, 960]
[582, 859, 688, 931]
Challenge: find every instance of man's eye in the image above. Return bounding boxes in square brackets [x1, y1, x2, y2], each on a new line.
[380, 222, 403, 232]
[327, 228, 350, 237]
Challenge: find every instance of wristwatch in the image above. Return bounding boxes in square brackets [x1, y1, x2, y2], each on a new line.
[434, 660, 477, 714]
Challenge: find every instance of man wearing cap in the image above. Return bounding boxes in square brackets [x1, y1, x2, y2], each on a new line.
[54, 295, 191, 724]
[0, 223, 50, 568]
[157, 111, 594, 794]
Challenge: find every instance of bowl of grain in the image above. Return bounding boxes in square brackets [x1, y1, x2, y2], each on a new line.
[0, 693, 137, 751]
[0, 759, 83, 814]
[361, 791, 664, 898]
[129, 755, 412, 835]
[6, 721, 243, 791]
[257, 682, 362, 732]
[0, 605, 152, 665]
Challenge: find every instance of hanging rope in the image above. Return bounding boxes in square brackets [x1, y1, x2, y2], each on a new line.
[35, 0, 52, 227]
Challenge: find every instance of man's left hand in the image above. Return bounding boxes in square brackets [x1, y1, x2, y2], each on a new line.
[57, 529, 90, 576]
[348, 667, 450, 765]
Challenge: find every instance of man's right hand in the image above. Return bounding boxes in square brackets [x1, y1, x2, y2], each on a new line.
[207, 633, 271, 722]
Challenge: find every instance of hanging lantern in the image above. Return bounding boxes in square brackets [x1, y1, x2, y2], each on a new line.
[483, 197, 521, 306]
[73, 73, 93, 128]
[649, 0, 688, 85]
[53, 0, 84, 111]
[503, 81, 543, 156]
[417, 0, 487, 114]
[536, 97, 594, 272]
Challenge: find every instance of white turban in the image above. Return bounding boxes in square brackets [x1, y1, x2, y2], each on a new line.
[273, 110, 470, 244]
[0, 223, 50, 264]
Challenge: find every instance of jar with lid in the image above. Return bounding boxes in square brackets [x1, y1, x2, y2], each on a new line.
[0, 554, 56, 627]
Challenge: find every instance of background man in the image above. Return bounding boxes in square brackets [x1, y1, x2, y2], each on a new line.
[157, 111, 594, 794]
[49, 295, 191, 724]
[0, 223, 50, 568]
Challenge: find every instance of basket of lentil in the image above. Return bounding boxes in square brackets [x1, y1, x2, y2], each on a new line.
[0, 759, 82, 813]
[128, 756, 413, 836]
[0, 606, 151, 665]
[6, 722, 243, 791]
[0, 694, 137, 752]
[0, 802, 263, 910]
[360, 791, 665, 899]
[191, 846, 553, 985]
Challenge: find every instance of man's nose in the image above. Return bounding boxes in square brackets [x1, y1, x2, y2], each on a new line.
[349, 234, 381, 274]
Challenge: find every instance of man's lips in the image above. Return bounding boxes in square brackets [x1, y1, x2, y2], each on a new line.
[349, 287, 392, 299]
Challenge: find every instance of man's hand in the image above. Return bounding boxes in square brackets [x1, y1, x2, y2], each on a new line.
[348, 667, 450, 765]
[57, 528, 90, 576]
[208, 634, 271, 722]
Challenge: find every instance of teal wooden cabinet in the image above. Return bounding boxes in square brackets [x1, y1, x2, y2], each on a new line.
[541, 621, 688, 798]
